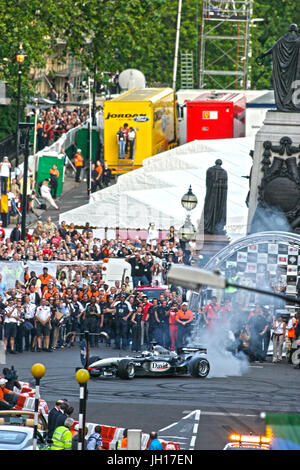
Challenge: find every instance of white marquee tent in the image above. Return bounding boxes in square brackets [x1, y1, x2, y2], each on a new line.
[59, 137, 254, 238]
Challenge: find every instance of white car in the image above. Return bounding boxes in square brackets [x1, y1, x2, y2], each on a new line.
[0, 426, 48, 450]
[0, 411, 49, 450]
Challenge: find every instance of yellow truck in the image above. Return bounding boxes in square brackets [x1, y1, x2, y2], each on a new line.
[104, 88, 177, 175]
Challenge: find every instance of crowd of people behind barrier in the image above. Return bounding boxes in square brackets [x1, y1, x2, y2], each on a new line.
[0, 219, 199, 354]
[36, 105, 90, 152]
[0, 217, 298, 364]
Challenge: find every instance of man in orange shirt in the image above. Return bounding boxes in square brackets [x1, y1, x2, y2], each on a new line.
[74, 149, 84, 182]
[95, 160, 103, 190]
[43, 280, 59, 299]
[176, 303, 193, 348]
[39, 267, 54, 292]
[87, 283, 100, 299]
[0, 378, 22, 410]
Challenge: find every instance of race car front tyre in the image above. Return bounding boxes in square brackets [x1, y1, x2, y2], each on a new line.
[190, 357, 210, 378]
[118, 359, 135, 380]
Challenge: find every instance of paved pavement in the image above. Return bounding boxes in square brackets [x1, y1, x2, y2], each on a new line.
[27, 173, 89, 228]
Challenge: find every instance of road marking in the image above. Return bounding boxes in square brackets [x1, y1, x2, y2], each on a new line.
[189, 410, 201, 450]
[159, 409, 202, 450]
[159, 422, 178, 432]
[190, 435, 197, 449]
[200, 411, 257, 417]
[183, 410, 198, 420]
[166, 409, 260, 450]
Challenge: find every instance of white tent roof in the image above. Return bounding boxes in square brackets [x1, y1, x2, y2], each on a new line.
[60, 137, 254, 236]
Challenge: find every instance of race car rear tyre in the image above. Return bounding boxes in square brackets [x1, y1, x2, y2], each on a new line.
[118, 359, 135, 380]
[88, 356, 102, 366]
[190, 357, 210, 378]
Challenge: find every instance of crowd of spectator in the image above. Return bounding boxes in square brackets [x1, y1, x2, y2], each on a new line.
[0, 219, 198, 354]
[37, 105, 90, 151]
[1, 219, 192, 267]
[0, 217, 296, 365]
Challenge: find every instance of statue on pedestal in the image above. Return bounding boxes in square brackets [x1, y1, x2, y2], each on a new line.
[203, 159, 228, 235]
[256, 24, 300, 112]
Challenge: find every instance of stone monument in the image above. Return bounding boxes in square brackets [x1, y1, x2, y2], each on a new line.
[248, 24, 300, 234]
[203, 159, 228, 235]
[197, 159, 230, 265]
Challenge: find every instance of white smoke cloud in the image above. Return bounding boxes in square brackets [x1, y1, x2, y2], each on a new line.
[186, 318, 250, 379]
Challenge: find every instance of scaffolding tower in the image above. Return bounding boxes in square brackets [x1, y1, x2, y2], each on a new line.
[199, 0, 253, 90]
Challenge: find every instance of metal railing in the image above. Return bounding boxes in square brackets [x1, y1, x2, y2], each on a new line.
[0, 134, 17, 162]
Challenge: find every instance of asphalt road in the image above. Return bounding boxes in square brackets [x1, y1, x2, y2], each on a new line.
[2, 343, 299, 450]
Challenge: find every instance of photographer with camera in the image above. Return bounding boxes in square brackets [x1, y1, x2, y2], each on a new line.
[51, 298, 65, 350]
[35, 298, 52, 352]
[2, 366, 21, 392]
[126, 252, 149, 288]
[66, 295, 84, 347]
[23, 295, 37, 352]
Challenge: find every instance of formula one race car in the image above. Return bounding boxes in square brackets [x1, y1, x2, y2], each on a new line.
[87, 343, 210, 380]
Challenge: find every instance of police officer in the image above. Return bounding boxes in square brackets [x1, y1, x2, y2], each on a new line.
[131, 305, 143, 352]
[116, 429, 128, 450]
[86, 425, 104, 450]
[102, 295, 116, 345]
[85, 296, 101, 347]
[51, 417, 74, 451]
[148, 298, 160, 343]
[68, 296, 84, 346]
[115, 294, 130, 350]
[157, 299, 169, 347]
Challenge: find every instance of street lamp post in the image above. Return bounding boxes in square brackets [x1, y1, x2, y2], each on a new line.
[179, 185, 198, 249]
[87, 77, 94, 199]
[19, 122, 34, 240]
[15, 43, 26, 168]
[92, 65, 97, 127]
[75, 368, 90, 450]
[31, 363, 46, 451]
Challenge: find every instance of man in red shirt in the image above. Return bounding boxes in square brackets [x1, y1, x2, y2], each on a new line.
[141, 296, 152, 348]
[42, 243, 53, 259]
[203, 296, 220, 329]
[167, 302, 179, 351]
[50, 230, 62, 248]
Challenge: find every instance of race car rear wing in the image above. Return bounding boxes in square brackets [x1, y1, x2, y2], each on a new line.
[178, 347, 207, 355]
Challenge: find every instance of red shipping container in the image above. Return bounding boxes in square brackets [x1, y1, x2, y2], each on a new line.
[186, 91, 246, 142]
